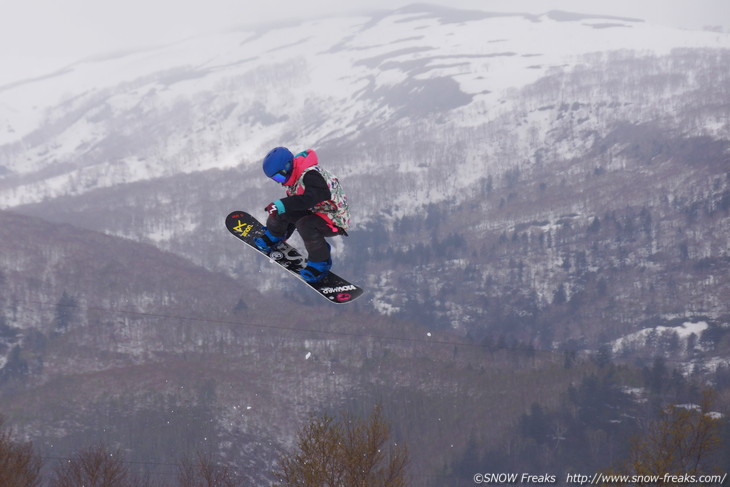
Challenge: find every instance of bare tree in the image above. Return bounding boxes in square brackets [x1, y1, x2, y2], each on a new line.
[177, 451, 240, 487]
[0, 415, 42, 487]
[50, 444, 129, 487]
[629, 391, 723, 480]
[275, 404, 409, 487]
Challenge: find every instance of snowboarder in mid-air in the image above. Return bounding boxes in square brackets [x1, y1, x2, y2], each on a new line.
[254, 147, 350, 283]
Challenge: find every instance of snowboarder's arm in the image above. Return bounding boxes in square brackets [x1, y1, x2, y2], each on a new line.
[276, 171, 331, 213]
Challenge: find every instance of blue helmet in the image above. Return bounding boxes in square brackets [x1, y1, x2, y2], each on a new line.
[263, 147, 294, 183]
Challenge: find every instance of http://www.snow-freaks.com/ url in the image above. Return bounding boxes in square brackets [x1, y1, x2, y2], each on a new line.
[472, 472, 728, 485]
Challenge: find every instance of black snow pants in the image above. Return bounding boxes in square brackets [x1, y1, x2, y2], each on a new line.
[266, 211, 341, 262]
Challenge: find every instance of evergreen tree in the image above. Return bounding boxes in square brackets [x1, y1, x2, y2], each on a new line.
[553, 284, 568, 304]
[54, 292, 78, 332]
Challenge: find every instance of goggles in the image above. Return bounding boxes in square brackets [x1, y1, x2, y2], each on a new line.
[271, 170, 289, 183]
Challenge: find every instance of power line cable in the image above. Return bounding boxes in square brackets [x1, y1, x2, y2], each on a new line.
[28, 298, 558, 357]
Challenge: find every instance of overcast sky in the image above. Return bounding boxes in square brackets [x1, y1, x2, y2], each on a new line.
[1, 0, 729, 84]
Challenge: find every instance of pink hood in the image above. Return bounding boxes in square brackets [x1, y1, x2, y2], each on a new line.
[283, 149, 318, 187]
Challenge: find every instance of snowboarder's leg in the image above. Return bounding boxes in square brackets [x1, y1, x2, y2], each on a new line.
[254, 213, 295, 252]
[296, 215, 339, 261]
[264, 213, 292, 237]
[296, 215, 340, 282]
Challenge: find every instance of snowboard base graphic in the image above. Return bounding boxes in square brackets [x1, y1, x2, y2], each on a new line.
[225, 211, 364, 304]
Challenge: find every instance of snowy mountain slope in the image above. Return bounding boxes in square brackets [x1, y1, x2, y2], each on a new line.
[0, 209, 595, 485]
[1, 7, 730, 481]
[612, 321, 708, 355]
[0, 5, 727, 209]
[1, 4, 730, 357]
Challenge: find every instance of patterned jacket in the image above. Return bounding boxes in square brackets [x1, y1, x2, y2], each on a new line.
[281, 150, 350, 231]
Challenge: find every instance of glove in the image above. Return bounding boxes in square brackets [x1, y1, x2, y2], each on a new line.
[265, 200, 285, 216]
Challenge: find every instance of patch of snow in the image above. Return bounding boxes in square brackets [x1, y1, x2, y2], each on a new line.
[611, 321, 709, 353]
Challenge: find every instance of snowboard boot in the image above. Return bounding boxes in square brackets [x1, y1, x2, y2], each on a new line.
[300, 258, 332, 283]
[253, 228, 283, 253]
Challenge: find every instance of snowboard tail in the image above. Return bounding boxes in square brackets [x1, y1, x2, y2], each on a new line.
[225, 211, 364, 304]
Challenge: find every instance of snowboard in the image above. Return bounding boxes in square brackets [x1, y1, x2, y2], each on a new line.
[225, 211, 364, 304]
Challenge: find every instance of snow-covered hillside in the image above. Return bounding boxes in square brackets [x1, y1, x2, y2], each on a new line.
[0, 5, 727, 209]
[1, 7, 730, 482]
[1, 4, 729, 357]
